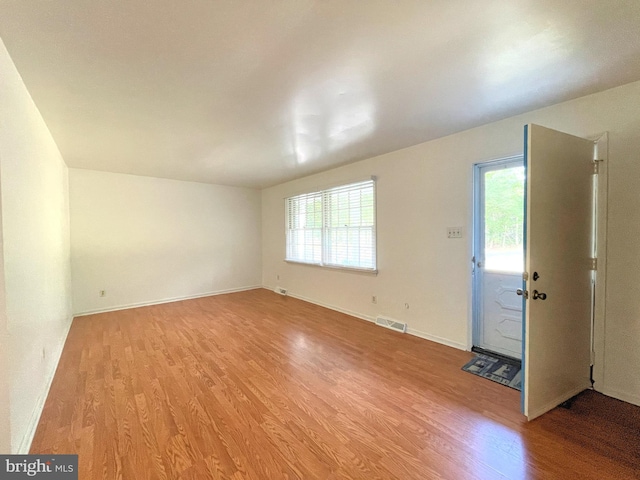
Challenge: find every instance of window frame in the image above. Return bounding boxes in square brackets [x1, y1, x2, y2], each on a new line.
[285, 178, 378, 274]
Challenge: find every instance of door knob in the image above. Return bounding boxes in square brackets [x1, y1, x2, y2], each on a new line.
[532, 290, 547, 300]
[516, 288, 529, 299]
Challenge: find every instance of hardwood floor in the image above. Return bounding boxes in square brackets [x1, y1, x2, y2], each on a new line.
[31, 289, 640, 479]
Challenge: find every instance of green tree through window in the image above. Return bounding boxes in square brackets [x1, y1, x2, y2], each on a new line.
[484, 166, 524, 272]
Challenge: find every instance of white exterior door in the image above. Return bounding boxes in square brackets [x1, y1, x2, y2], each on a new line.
[522, 124, 594, 420]
[480, 273, 523, 358]
[474, 159, 525, 359]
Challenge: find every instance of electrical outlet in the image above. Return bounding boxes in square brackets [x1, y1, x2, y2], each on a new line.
[99, 290, 106, 297]
[447, 227, 463, 238]
[372, 295, 377, 304]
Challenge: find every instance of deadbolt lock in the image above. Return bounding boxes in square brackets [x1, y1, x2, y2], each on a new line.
[532, 290, 547, 300]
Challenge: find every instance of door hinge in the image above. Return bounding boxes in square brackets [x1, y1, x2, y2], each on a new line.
[592, 159, 603, 174]
[590, 258, 597, 270]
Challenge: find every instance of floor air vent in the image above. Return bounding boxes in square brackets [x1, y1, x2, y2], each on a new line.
[375, 316, 407, 333]
[274, 287, 288, 296]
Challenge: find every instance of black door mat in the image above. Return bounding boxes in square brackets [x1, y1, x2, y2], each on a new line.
[462, 354, 522, 391]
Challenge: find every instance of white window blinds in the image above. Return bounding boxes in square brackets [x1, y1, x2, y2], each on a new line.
[285, 179, 376, 271]
[286, 190, 323, 265]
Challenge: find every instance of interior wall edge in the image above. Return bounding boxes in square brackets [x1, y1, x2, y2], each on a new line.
[72, 285, 263, 317]
[0, 333, 11, 453]
[15, 315, 73, 454]
[598, 386, 640, 408]
[281, 288, 468, 352]
[283, 289, 376, 323]
[406, 328, 467, 351]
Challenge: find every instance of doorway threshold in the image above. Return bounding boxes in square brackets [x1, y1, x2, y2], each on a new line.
[471, 346, 521, 366]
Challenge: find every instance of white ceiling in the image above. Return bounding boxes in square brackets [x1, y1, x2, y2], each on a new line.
[1, 1, 640, 188]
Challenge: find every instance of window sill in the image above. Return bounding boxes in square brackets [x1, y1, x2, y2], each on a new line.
[284, 260, 378, 276]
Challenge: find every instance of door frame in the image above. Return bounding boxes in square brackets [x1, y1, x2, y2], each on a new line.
[471, 155, 524, 353]
[591, 132, 608, 393]
[465, 132, 609, 416]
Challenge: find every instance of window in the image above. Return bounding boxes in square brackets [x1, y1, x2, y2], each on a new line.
[286, 179, 376, 272]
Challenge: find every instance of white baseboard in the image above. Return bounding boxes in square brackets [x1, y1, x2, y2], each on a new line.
[285, 291, 376, 324]
[73, 285, 262, 317]
[406, 328, 467, 351]
[280, 289, 466, 351]
[16, 285, 256, 452]
[16, 316, 73, 454]
[598, 386, 640, 408]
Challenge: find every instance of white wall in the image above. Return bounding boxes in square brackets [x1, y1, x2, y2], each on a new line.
[0, 39, 74, 453]
[0, 277, 10, 453]
[0, 352, 9, 453]
[70, 169, 262, 314]
[262, 80, 640, 406]
[0, 178, 10, 453]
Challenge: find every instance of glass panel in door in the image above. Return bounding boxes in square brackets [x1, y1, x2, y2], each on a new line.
[483, 166, 525, 273]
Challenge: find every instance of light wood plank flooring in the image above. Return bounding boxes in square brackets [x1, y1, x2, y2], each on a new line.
[31, 289, 640, 479]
